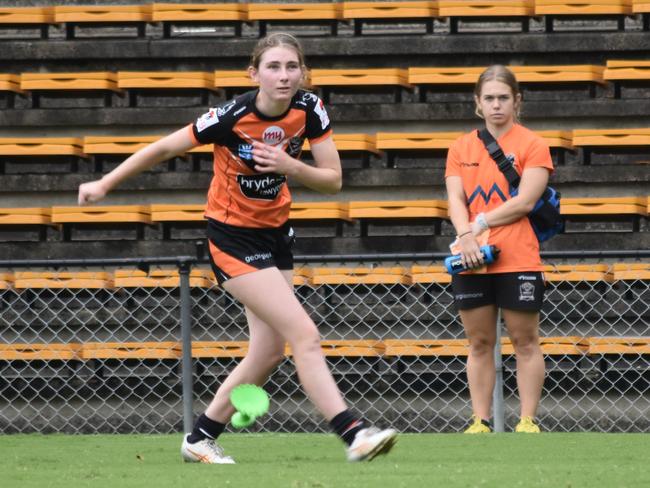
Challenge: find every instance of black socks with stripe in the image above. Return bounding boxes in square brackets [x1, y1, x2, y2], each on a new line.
[187, 413, 226, 444]
[330, 410, 365, 446]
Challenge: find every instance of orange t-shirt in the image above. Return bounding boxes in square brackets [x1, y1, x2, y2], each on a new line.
[189, 89, 332, 228]
[445, 124, 554, 273]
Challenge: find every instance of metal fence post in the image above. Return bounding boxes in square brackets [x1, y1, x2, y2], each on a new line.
[179, 258, 194, 433]
[493, 309, 505, 432]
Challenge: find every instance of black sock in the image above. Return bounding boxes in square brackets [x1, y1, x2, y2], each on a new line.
[330, 410, 365, 446]
[480, 418, 492, 429]
[187, 413, 226, 444]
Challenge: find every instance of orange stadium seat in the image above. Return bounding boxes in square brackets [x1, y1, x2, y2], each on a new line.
[52, 205, 152, 241]
[408, 265, 452, 284]
[117, 71, 216, 90]
[247, 2, 343, 36]
[310, 266, 409, 285]
[349, 199, 449, 236]
[588, 337, 650, 355]
[535, 0, 632, 31]
[53, 5, 153, 39]
[83, 135, 161, 155]
[0, 272, 14, 290]
[289, 202, 351, 221]
[310, 68, 412, 103]
[0, 343, 81, 361]
[560, 196, 648, 232]
[0, 137, 86, 157]
[0, 7, 54, 39]
[572, 128, 650, 164]
[342, 1, 438, 35]
[13, 271, 113, 289]
[604, 60, 650, 96]
[287, 340, 386, 357]
[81, 341, 181, 360]
[611, 262, 650, 280]
[0, 74, 24, 94]
[438, 1, 534, 33]
[151, 3, 247, 37]
[20, 72, 120, 92]
[303, 133, 380, 155]
[0, 207, 51, 226]
[542, 264, 614, 282]
[113, 268, 216, 288]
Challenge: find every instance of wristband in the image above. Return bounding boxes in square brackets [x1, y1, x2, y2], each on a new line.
[457, 230, 472, 239]
[476, 212, 490, 232]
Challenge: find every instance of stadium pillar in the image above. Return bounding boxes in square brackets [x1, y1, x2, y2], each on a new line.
[179, 259, 195, 433]
[492, 311, 505, 432]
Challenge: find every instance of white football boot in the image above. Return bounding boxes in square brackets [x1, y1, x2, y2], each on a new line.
[181, 434, 236, 464]
[346, 427, 397, 462]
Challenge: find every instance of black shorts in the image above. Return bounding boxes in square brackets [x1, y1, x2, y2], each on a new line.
[206, 219, 295, 285]
[451, 272, 545, 311]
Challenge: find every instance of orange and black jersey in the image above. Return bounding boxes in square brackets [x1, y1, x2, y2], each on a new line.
[189, 89, 333, 228]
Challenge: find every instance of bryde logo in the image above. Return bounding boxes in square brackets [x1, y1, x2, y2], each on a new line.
[263, 126, 285, 145]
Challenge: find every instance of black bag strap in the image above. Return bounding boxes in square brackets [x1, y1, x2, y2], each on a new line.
[477, 128, 521, 189]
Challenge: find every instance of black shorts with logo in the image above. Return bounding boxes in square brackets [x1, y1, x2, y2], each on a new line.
[206, 218, 295, 285]
[451, 271, 545, 311]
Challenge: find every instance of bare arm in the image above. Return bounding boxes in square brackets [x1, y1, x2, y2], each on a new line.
[481, 167, 550, 228]
[78, 127, 197, 205]
[446, 175, 484, 268]
[251, 136, 342, 194]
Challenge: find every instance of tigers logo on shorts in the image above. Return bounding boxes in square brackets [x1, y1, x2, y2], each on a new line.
[519, 281, 535, 302]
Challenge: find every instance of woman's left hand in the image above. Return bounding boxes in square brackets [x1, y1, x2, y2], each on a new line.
[251, 141, 295, 175]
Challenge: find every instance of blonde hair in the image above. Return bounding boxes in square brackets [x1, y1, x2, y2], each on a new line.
[473, 65, 522, 122]
[250, 32, 306, 70]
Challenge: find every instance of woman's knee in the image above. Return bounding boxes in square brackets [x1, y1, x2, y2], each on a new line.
[289, 326, 322, 356]
[468, 337, 496, 356]
[511, 336, 540, 359]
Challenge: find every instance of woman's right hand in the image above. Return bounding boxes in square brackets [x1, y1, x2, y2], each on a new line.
[78, 179, 109, 206]
[458, 233, 484, 269]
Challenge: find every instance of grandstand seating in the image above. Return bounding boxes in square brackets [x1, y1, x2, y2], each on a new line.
[342, 1, 438, 35]
[0, 7, 53, 39]
[53, 5, 152, 39]
[151, 3, 247, 38]
[248, 2, 343, 36]
[535, 0, 632, 32]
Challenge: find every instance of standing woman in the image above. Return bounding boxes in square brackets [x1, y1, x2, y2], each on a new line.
[445, 65, 553, 433]
[78, 33, 396, 462]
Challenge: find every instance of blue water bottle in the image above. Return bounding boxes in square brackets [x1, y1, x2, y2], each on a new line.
[444, 245, 500, 275]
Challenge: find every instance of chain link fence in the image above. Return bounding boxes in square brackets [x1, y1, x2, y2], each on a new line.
[0, 254, 648, 434]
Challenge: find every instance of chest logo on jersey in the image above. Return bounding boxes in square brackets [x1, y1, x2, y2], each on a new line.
[263, 126, 285, 146]
[237, 173, 287, 200]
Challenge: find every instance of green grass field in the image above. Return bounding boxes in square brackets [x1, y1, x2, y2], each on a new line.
[2, 433, 648, 488]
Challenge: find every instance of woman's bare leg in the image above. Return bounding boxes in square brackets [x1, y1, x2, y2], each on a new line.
[460, 304, 498, 420]
[502, 309, 544, 418]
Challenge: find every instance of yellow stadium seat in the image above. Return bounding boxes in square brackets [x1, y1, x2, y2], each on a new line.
[117, 71, 215, 90]
[310, 68, 412, 89]
[310, 266, 409, 285]
[54, 5, 152, 39]
[349, 199, 448, 219]
[14, 271, 113, 289]
[633, 0, 650, 12]
[113, 268, 215, 288]
[0, 137, 86, 157]
[588, 337, 650, 355]
[287, 340, 385, 357]
[408, 265, 452, 284]
[303, 133, 381, 156]
[0, 272, 13, 290]
[152, 3, 246, 37]
[0, 343, 81, 360]
[289, 202, 351, 221]
[213, 70, 258, 89]
[81, 341, 181, 360]
[52, 205, 152, 224]
[0, 7, 53, 38]
[376, 131, 462, 150]
[0, 207, 51, 225]
[83, 136, 162, 155]
[573, 128, 650, 147]
[560, 196, 647, 216]
[439, 1, 534, 33]
[604, 60, 650, 81]
[150, 204, 205, 223]
[0, 74, 24, 94]
[535, 0, 632, 31]
[342, 1, 438, 34]
[21, 72, 120, 92]
[542, 264, 614, 282]
[611, 262, 650, 280]
[247, 3, 343, 36]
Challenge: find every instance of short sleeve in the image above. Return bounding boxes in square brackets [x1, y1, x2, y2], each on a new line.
[303, 93, 332, 142]
[191, 102, 236, 145]
[445, 138, 463, 178]
[522, 135, 554, 173]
